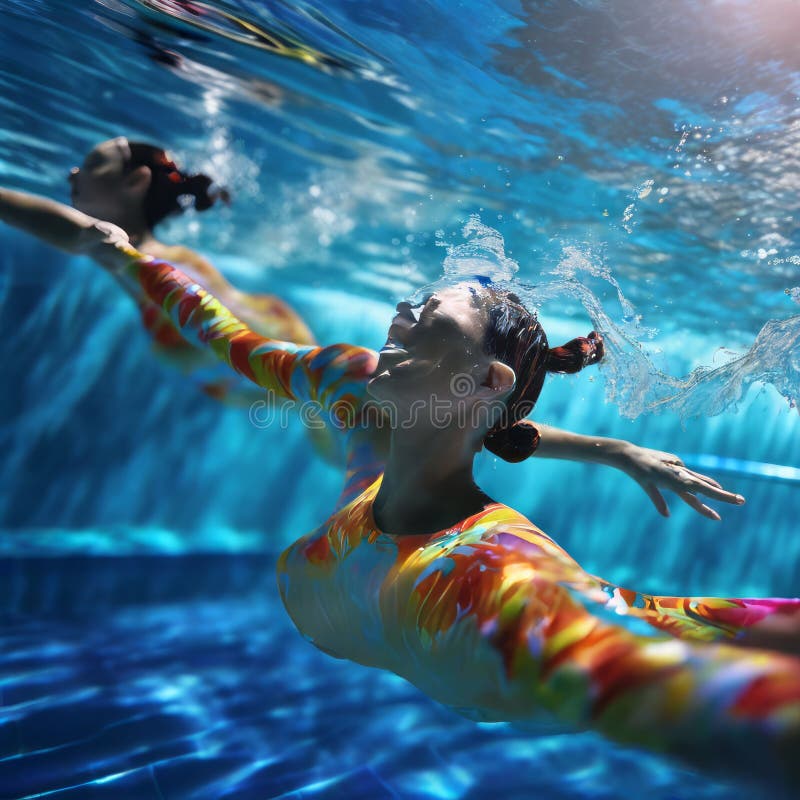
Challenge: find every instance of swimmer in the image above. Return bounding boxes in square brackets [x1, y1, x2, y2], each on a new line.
[0, 138, 313, 404]
[2, 205, 799, 789]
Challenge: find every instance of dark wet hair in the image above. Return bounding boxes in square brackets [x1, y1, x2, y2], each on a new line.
[124, 141, 228, 229]
[483, 290, 603, 463]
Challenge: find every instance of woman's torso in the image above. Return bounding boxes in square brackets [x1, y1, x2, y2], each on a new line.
[277, 474, 617, 721]
[276, 465, 794, 725]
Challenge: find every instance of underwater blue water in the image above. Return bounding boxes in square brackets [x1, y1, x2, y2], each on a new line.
[1, 0, 799, 797]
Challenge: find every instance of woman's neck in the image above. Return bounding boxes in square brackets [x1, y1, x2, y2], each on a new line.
[373, 427, 492, 536]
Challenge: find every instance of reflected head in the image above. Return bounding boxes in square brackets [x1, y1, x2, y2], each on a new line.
[69, 137, 226, 230]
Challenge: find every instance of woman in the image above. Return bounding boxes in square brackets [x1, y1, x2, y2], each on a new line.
[2, 201, 799, 787]
[9, 137, 314, 403]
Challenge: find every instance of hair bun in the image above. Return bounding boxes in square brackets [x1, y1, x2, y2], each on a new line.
[126, 141, 229, 228]
[183, 173, 216, 211]
[545, 330, 604, 374]
[484, 419, 541, 463]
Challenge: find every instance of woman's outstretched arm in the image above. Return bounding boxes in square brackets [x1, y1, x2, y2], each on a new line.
[125, 253, 376, 411]
[532, 424, 745, 520]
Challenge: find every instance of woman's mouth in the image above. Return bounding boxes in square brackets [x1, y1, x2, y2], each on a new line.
[379, 337, 408, 357]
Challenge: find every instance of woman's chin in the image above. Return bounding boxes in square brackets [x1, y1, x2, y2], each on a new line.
[366, 368, 410, 403]
[366, 371, 391, 401]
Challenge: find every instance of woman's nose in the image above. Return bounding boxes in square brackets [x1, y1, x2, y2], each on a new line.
[68, 167, 79, 182]
[396, 301, 416, 320]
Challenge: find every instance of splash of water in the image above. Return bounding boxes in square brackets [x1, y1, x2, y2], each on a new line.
[544, 249, 800, 418]
[621, 178, 656, 234]
[437, 218, 800, 420]
[654, 314, 800, 415]
[438, 214, 520, 283]
[522, 247, 671, 418]
[405, 214, 520, 304]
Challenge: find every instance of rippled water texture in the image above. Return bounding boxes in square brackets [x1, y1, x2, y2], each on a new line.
[1, 1, 799, 799]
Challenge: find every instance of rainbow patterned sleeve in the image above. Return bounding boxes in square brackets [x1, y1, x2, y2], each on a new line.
[123, 252, 378, 418]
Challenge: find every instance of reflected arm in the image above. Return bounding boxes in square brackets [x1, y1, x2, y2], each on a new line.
[0, 188, 375, 414]
[0, 188, 127, 259]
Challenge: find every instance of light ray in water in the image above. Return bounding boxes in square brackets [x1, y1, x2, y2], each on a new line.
[680, 454, 800, 486]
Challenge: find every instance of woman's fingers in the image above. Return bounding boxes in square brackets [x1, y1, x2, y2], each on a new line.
[678, 491, 722, 521]
[670, 466, 744, 505]
[686, 478, 744, 505]
[630, 450, 746, 520]
[682, 468, 723, 489]
[643, 483, 669, 517]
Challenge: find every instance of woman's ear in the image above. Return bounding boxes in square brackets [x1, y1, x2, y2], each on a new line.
[124, 165, 151, 197]
[480, 360, 516, 396]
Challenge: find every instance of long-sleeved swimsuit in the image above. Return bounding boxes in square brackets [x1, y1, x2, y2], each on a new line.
[111, 242, 340, 460]
[122, 247, 800, 787]
[113, 244, 314, 404]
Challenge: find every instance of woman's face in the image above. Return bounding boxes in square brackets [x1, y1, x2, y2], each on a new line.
[367, 283, 513, 430]
[68, 138, 145, 219]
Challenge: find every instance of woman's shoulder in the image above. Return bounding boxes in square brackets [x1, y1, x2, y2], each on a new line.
[451, 503, 577, 568]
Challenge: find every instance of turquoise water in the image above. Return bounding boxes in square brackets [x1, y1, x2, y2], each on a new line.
[1, 1, 799, 797]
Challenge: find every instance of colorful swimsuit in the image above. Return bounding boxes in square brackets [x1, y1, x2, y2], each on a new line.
[115, 244, 342, 461]
[125, 250, 800, 787]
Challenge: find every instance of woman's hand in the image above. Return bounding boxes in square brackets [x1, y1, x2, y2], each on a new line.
[613, 442, 745, 521]
[532, 426, 745, 520]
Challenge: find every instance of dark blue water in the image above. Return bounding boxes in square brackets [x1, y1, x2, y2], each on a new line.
[0, 558, 775, 800]
[1, 1, 799, 797]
